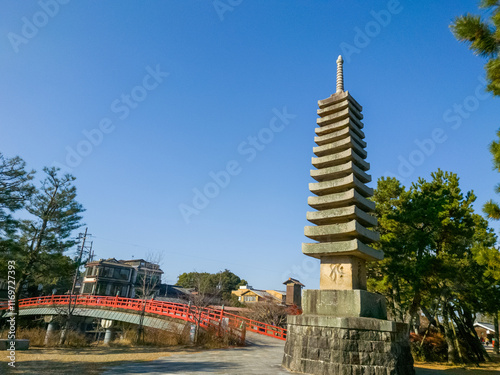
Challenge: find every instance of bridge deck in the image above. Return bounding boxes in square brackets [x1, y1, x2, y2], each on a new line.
[17, 306, 187, 332]
[1, 295, 288, 341]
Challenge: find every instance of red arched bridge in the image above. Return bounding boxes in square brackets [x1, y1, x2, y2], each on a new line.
[0, 295, 287, 341]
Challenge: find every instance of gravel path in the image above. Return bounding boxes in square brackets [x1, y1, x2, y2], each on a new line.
[101, 334, 500, 375]
[103, 332, 291, 375]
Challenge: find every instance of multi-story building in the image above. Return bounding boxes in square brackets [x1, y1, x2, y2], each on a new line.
[81, 258, 163, 298]
[121, 258, 163, 297]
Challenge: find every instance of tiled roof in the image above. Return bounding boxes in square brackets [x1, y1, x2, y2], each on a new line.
[283, 278, 305, 286]
[475, 322, 495, 332]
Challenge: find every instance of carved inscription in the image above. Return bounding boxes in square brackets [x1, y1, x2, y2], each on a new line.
[329, 264, 345, 283]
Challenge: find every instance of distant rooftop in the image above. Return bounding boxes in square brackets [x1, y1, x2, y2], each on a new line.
[283, 278, 305, 287]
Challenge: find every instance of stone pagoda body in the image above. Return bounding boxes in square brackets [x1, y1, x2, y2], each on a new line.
[282, 56, 414, 374]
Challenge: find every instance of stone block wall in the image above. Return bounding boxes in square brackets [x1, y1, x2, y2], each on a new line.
[283, 317, 414, 375]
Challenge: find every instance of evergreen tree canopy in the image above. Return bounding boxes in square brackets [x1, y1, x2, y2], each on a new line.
[176, 269, 246, 301]
[451, 0, 500, 95]
[2, 166, 85, 334]
[483, 127, 500, 219]
[0, 153, 34, 237]
[370, 170, 498, 363]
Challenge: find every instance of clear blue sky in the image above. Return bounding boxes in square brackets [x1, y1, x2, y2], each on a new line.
[1, 1, 498, 291]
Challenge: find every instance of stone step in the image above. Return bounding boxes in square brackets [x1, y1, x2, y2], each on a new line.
[315, 128, 367, 150]
[308, 188, 375, 211]
[314, 126, 350, 146]
[314, 124, 365, 146]
[309, 174, 373, 197]
[306, 205, 377, 227]
[304, 220, 380, 243]
[317, 98, 363, 120]
[310, 161, 371, 183]
[317, 108, 363, 128]
[317, 91, 348, 108]
[312, 149, 369, 170]
[318, 91, 362, 112]
[315, 117, 364, 137]
[302, 238, 383, 261]
[313, 136, 367, 158]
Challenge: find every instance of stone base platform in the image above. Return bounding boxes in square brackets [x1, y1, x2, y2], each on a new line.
[282, 315, 414, 375]
[302, 290, 387, 320]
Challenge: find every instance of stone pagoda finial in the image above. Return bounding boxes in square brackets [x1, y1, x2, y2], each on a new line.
[336, 55, 344, 93]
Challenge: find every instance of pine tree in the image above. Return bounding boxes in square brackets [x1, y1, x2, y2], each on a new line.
[451, 0, 500, 95]
[0, 153, 34, 238]
[9, 167, 84, 335]
[371, 170, 497, 363]
[452, 8, 500, 353]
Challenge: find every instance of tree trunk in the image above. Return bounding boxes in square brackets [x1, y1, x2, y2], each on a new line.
[419, 323, 430, 349]
[442, 301, 459, 364]
[59, 293, 78, 346]
[12, 271, 29, 337]
[195, 308, 201, 344]
[495, 311, 499, 355]
[59, 318, 69, 346]
[455, 307, 487, 363]
[449, 311, 465, 364]
[12, 282, 21, 337]
[136, 300, 146, 344]
[392, 278, 403, 322]
[405, 291, 421, 334]
[421, 306, 440, 330]
[406, 291, 421, 322]
[443, 320, 458, 363]
[414, 312, 421, 334]
[13, 219, 48, 336]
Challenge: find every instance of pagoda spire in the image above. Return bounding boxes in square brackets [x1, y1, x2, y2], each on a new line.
[336, 55, 344, 93]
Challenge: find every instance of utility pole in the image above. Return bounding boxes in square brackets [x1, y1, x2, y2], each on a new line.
[70, 227, 91, 296]
[88, 242, 94, 263]
[60, 227, 92, 345]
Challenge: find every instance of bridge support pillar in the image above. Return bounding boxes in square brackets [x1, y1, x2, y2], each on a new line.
[44, 318, 57, 346]
[104, 327, 115, 344]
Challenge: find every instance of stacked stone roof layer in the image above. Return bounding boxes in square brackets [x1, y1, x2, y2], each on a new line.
[303, 90, 382, 261]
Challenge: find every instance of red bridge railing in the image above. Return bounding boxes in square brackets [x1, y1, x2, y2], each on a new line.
[0, 295, 287, 341]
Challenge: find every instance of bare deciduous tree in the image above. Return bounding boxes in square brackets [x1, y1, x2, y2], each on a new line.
[135, 252, 163, 344]
[245, 301, 288, 328]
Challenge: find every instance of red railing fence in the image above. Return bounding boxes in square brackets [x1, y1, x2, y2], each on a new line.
[0, 295, 287, 341]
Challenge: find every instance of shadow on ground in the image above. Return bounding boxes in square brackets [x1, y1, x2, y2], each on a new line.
[22, 345, 198, 356]
[105, 360, 237, 374]
[416, 369, 500, 375]
[1, 359, 235, 375]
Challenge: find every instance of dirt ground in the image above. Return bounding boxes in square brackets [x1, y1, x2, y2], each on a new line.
[0, 346, 200, 374]
[415, 362, 500, 374]
[413, 349, 500, 374]
[2, 346, 500, 375]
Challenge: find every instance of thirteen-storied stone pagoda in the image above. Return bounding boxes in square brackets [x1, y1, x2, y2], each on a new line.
[303, 55, 381, 293]
[282, 56, 414, 374]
